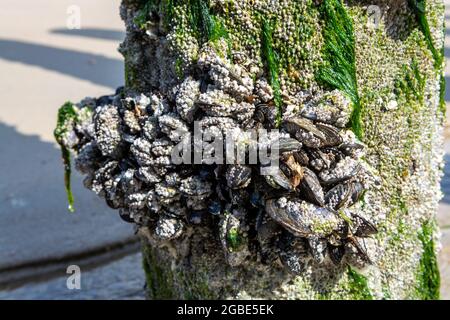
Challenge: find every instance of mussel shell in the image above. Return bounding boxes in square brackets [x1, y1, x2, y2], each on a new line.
[253, 107, 266, 123]
[339, 143, 364, 157]
[188, 210, 208, 225]
[118, 209, 134, 223]
[319, 162, 361, 185]
[308, 237, 328, 264]
[299, 167, 325, 207]
[350, 181, 365, 204]
[277, 232, 309, 274]
[347, 237, 372, 264]
[324, 182, 352, 210]
[96, 95, 114, 106]
[264, 169, 294, 191]
[315, 123, 343, 147]
[155, 216, 184, 240]
[307, 149, 332, 171]
[283, 117, 326, 147]
[352, 213, 378, 237]
[229, 189, 250, 206]
[107, 198, 122, 210]
[283, 118, 343, 148]
[293, 149, 309, 166]
[164, 204, 187, 218]
[278, 137, 302, 153]
[328, 245, 346, 265]
[208, 200, 222, 215]
[250, 191, 263, 207]
[266, 198, 340, 238]
[279, 154, 304, 189]
[226, 165, 252, 189]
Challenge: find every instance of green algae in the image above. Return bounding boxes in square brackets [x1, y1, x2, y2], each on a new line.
[382, 285, 392, 300]
[175, 57, 184, 78]
[261, 17, 283, 127]
[134, 0, 176, 30]
[142, 244, 175, 299]
[134, 0, 160, 29]
[226, 226, 242, 250]
[124, 60, 132, 88]
[407, 1, 446, 118]
[416, 221, 440, 300]
[439, 73, 446, 117]
[408, 0, 443, 68]
[162, 0, 176, 28]
[395, 59, 425, 106]
[189, 0, 213, 42]
[347, 266, 373, 300]
[142, 242, 218, 299]
[54, 102, 77, 213]
[317, 0, 362, 139]
[393, 59, 427, 173]
[188, 0, 231, 52]
[181, 272, 217, 300]
[316, 291, 331, 300]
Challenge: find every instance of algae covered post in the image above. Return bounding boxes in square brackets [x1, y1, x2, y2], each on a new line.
[55, 0, 445, 299]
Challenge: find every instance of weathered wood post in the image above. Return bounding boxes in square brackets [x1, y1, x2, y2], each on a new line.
[56, 0, 445, 299]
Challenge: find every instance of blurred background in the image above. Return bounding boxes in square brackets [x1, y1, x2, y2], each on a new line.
[0, 0, 144, 299]
[0, 0, 450, 299]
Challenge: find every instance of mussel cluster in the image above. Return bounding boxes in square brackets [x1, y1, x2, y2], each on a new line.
[58, 43, 378, 273]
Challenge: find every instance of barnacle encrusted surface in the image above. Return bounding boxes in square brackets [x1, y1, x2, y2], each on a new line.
[56, 0, 445, 299]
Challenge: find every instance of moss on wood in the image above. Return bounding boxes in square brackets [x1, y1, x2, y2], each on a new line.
[347, 266, 373, 300]
[142, 243, 175, 299]
[416, 221, 440, 300]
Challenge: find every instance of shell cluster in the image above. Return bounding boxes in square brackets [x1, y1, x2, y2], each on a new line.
[59, 42, 378, 273]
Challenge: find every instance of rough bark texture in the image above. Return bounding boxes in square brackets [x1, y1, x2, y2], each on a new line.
[119, 0, 444, 299]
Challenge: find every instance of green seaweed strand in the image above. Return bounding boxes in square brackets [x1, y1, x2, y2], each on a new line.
[416, 221, 440, 300]
[408, 0, 443, 67]
[190, 0, 214, 42]
[54, 102, 77, 212]
[408, 1, 446, 117]
[134, 0, 175, 30]
[162, 0, 176, 29]
[317, 0, 362, 139]
[261, 18, 283, 127]
[189, 0, 230, 47]
[134, 0, 159, 29]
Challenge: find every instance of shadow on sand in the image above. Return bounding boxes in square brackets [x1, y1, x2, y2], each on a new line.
[50, 28, 125, 41]
[0, 39, 123, 89]
[0, 123, 134, 271]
